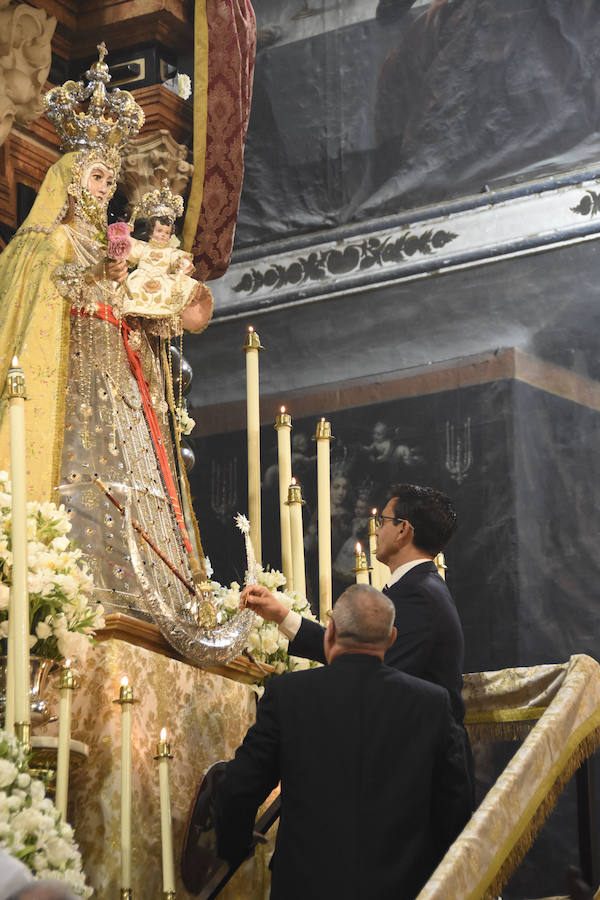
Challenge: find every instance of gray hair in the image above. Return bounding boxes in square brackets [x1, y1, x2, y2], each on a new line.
[331, 585, 395, 647]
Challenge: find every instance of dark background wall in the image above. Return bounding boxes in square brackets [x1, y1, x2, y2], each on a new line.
[236, 0, 600, 246]
[183, 3, 600, 895]
[190, 374, 600, 674]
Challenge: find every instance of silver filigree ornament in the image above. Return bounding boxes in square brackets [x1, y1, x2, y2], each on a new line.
[123, 507, 255, 666]
[235, 513, 258, 586]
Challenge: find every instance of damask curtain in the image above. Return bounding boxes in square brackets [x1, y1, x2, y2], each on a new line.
[183, 0, 256, 281]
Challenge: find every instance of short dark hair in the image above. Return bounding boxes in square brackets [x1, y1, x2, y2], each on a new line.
[386, 484, 457, 556]
[146, 215, 173, 239]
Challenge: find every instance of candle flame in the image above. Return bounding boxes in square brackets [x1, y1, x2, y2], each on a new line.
[321, 417, 325, 422]
[121, 675, 128, 687]
[248, 325, 254, 333]
[160, 727, 167, 741]
[65, 658, 71, 668]
[11, 356, 18, 367]
[355, 542, 362, 553]
[371, 508, 377, 516]
[291, 476, 296, 485]
[281, 405, 286, 413]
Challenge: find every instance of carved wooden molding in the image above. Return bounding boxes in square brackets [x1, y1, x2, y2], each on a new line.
[0, 2, 56, 148]
[28, 1, 192, 58]
[97, 612, 272, 685]
[119, 128, 193, 213]
[0, 127, 60, 229]
[133, 84, 193, 146]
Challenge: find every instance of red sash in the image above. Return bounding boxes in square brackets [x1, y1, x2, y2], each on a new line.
[72, 303, 192, 553]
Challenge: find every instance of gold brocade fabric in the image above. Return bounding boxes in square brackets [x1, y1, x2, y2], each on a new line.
[0, 154, 78, 500]
[33, 651, 600, 899]
[37, 640, 275, 899]
[123, 239, 197, 319]
[418, 654, 600, 900]
[0, 151, 208, 617]
[182, 0, 209, 253]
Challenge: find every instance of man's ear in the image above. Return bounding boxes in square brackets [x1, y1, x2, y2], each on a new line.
[397, 519, 414, 546]
[387, 626, 397, 649]
[324, 617, 335, 656]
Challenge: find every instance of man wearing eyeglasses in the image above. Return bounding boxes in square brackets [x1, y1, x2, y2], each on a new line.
[210, 585, 472, 899]
[241, 483, 466, 738]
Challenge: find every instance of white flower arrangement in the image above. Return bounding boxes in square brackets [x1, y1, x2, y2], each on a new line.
[162, 73, 192, 101]
[176, 73, 192, 100]
[0, 471, 104, 662]
[0, 730, 92, 896]
[211, 565, 320, 682]
[175, 404, 195, 437]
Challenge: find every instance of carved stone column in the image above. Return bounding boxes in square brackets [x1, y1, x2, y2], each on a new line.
[0, 1, 56, 147]
[119, 129, 193, 213]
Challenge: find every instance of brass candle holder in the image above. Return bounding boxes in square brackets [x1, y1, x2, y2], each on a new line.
[274, 408, 292, 429]
[60, 663, 79, 692]
[285, 480, 305, 507]
[113, 680, 135, 706]
[368, 513, 378, 537]
[163, 893, 176, 899]
[434, 551, 447, 580]
[313, 417, 333, 441]
[242, 326, 264, 352]
[7, 359, 27, 399]
[14, 721, 31, 754]
[120, 890, 133, 899]
[154, 736, 173, 761]
[352, 545, 371, 577]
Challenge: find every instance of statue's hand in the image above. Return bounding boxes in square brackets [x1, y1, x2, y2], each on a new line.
[182, 283, 214, 333]
[105, 258, 128, 283]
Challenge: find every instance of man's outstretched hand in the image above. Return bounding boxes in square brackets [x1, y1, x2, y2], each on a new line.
[240, 584, 288, 623]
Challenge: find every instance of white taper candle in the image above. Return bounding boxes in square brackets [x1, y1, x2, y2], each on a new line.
[7, 357, 29, 737]
[243, 327, 263, 564]
[275, 407, 293, 590]
[314, 419, 333, 622]
[156, 728, 175, 893]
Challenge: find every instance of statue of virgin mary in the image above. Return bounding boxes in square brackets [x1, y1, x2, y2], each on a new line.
[0, 45, 253, 664]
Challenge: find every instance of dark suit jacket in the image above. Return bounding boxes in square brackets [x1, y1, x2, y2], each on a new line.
[289, 561, 466, 724]
[215, 654, 472, 900]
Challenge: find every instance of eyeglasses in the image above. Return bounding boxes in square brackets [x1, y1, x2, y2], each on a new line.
[374, 515, 406, 529]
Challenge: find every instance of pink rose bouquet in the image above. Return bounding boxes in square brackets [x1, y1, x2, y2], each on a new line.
[107, 221, 132, 260]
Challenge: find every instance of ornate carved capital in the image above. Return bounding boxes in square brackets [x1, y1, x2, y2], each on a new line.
[119, 129, 193, 213]
[0, 2, 56, 146]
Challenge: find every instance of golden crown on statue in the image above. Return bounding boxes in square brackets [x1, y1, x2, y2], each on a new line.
[43, 42, 144, 165]
[130, 179, 185, 226]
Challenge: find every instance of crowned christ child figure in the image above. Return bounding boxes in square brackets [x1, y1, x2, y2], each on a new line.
[113, 180, 213, 334]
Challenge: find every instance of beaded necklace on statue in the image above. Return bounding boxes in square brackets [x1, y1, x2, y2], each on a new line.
[65, 209, 122, 452]
[166, 334, 184, 442]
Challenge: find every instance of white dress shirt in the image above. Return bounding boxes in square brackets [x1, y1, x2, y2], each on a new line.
[278, 557, 433, 640]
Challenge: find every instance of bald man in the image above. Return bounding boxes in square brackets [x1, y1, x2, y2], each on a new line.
[214, 585, 471, 900]
[243, 484, 467, 742]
